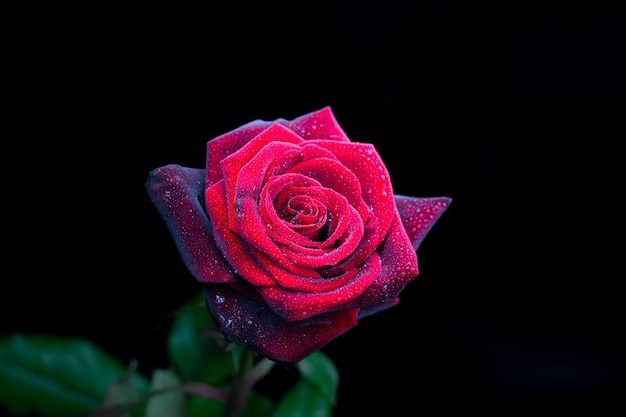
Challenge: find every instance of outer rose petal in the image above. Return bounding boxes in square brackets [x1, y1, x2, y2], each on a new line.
[281, 105, 352, 142]
[145, 165, 234, 284]
[357, 298, 399, 319]
[206, 120, 275, 187]
[395, 195, 452, 250]
[206, 106, 349, 187]
[203, 283, 359, 364]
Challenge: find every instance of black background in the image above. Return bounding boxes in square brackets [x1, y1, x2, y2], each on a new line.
[5, 0, 626, 415]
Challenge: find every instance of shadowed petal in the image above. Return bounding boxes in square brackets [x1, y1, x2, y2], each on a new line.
[357, 298, 399, 319]
[146, 164, 234, 284]
[202, 283, 359, 364]
[395, 195, 452, 250]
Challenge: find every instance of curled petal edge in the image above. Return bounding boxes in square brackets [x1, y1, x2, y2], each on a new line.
[146, 164, 234, 284]
[395, 195, 452, 251]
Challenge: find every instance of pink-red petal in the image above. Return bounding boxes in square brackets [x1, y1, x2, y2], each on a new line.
[252, 249, 359, 293]
[206, 107, 351, 188]
[258, 252, 382, 321]
[205, 180, 276, 286]
[281, 106, 351, 142]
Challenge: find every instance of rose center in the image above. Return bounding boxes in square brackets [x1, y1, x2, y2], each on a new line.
[280, 195, 330, 241]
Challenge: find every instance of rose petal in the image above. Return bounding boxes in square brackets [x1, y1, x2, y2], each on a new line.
[394, 195, 452, 250]
[257, 252, 382, 321]
[300, 142, 339, 160]
[203, 283, 358, 364]
[322, 211, 379, 277]
[145, 165, 234, 284]
[251, 248, 359, 292]
[282, 106, 351, 142]
[357, 298, 399, 319]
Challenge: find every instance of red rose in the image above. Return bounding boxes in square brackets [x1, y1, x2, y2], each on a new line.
[146, 107, 450, 363]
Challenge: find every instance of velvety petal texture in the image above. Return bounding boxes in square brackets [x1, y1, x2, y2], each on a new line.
[146, 106, 451, 363]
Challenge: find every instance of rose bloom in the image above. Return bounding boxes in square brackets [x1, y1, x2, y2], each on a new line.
[146, 107, 450, 363]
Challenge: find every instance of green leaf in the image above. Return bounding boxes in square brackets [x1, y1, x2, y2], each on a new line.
[271, 353, 337, 417]
[144, 368, 187, 417]
[187, 395, 225, 417]
[272, 378, 332, 417]
[0, 333, 148, 417]
[296, 351, 339, 406]
[166, 292, 235, 384]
